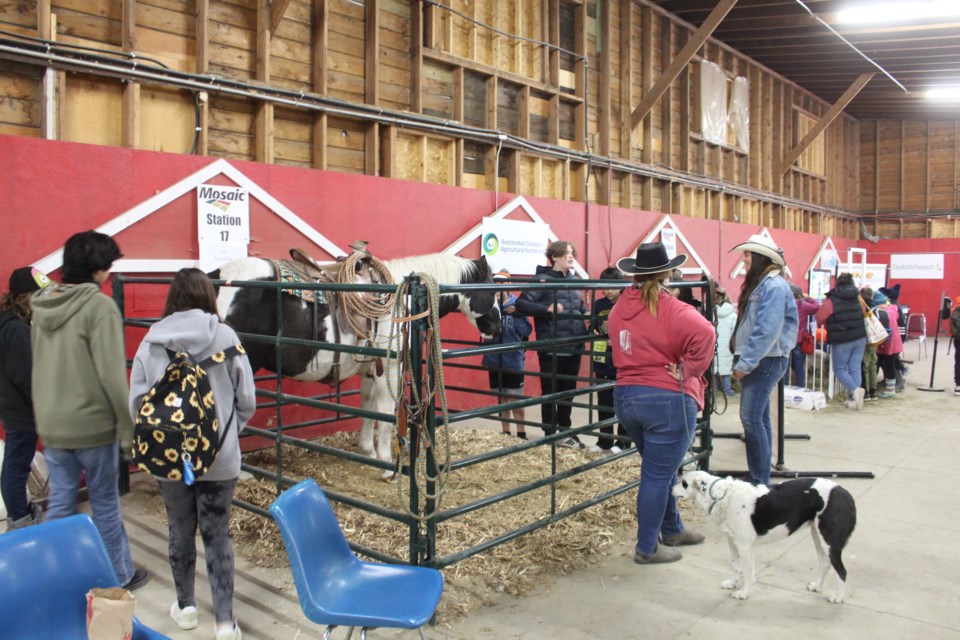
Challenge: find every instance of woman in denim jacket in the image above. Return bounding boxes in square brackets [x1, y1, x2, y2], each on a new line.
[730, 235, 798, 486]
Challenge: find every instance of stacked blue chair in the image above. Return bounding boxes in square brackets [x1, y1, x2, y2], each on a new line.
[0, 514, 169, 640]
[269, 479, 444, 640]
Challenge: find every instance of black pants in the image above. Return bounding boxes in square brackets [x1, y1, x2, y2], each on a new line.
[159, 479, 237, 625]
[594, 371, 628, 449]
[954, 337, 960, 385]
[1, 430, 38, 521]
[537, 351, 582, 435]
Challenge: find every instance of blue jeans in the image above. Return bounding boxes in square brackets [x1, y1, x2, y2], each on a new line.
[44, 444, 135, 584]
[1, 430, 39, 521]
[782, 345, 806, 388]
[740, 357, 789, 486]
[614, 385, 697, 555]
[830, 337, 867, 393]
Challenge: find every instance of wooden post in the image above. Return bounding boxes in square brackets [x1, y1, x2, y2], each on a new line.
[121, 0, 140, 149]
[195, 0, 209, 155]
[256, 0, 274, 163]
[313, 0, 328, 169]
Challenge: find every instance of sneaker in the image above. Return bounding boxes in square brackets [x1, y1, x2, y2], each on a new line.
[662, 529, 706, 547]
[557, 436, 582, 449]
[865, 391, 878, 402]
[633, 543, 682, 564]
[724, 390, 738, 398]
[879, 388, 896, 399]
[852, 387, 865, 411]
[954, 386, 960, 396]
[517, 432, 527, 440]
[170, 602, 199, 630]
[588, 444, 605, 454]
[609, 445, 623, 454]
[121, 567, 151, 592]
[216, 622, 242, 640]
[843, 399, 857, 409]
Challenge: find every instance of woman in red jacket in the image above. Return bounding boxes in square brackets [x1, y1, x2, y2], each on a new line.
[609, 243, 716, 565]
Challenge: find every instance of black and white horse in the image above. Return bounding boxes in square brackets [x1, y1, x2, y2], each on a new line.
[211, 253, 501, 476]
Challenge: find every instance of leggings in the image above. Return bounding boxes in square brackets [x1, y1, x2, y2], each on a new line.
[159, 479, 237, 624]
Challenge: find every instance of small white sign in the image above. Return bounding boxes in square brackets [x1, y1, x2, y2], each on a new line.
[481, 217, 550, 275]
[660, 228, 677, 259]
[197, 183, 250, 271]
[890, 253, 944, 280]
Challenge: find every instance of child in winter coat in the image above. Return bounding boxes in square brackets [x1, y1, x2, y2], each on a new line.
[588, 267, 630, 453]
[714, 286, 737, 397]
[482, 271, 533, 438]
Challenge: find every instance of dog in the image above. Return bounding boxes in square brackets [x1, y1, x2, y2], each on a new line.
[672, 470, 857, 603]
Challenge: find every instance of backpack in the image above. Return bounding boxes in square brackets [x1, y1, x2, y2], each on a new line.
[132, 345, 244, 484]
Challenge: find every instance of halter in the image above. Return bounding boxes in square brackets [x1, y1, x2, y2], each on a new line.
[707, 477, 728, 515]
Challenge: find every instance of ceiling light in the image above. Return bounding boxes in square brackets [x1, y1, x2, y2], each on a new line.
[926, 87, 960, 101]
[836, 2, 960, 24]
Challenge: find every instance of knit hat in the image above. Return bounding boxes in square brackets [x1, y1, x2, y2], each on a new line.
[872, 291, 889, 306]
[789, 284, 802, 299]
[9, 266, 51, 295]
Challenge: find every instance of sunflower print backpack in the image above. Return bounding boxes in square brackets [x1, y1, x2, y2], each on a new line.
[132, 345, 244, 484]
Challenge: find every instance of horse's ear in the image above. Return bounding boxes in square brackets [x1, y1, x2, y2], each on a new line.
[478, 254, 491, 275]
[207, 268, 221, 280]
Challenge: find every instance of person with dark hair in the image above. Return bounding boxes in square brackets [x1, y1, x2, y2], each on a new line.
[729, 235, 798, 486]
[482, 270, 533, 439]
[1, 267, 51, 530]
[609, 243, 715, 564]
[872, 291, 903, 399]
[31, 230, 150, 591]
[859, 287, 880, 402]
[129, 268, 256, 640]
[515, 240, 589, 448]
[815, 273, 868, 409]
[588, 266, 630, 454]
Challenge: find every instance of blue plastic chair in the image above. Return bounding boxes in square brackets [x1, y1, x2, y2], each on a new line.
[0, 514, 169, 640]
[269, 479, 444, 640]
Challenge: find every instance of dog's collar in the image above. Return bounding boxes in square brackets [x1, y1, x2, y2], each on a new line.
[707, 478, 728, 514]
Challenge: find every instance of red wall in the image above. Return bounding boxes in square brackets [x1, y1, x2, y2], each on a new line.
[2, 135, 958, 427]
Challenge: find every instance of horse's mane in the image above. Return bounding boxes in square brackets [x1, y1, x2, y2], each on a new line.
[385, 253, 485, 284]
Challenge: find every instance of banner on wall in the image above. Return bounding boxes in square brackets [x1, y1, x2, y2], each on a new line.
[481, 217, 550, 275]
[837, 263, 886, 290]
[890, 253, 945, 280]
[197, 183, 250, 271]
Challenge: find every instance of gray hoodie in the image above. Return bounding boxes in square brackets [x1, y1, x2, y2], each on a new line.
[129, 309, 256, 482]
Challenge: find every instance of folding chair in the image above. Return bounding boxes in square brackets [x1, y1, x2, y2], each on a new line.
[269, 479, 444, 640]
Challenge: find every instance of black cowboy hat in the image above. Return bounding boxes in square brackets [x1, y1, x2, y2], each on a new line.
[616, 242, 687, 275]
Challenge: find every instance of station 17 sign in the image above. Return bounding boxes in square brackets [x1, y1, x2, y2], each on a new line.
[197, 184, 250, 270]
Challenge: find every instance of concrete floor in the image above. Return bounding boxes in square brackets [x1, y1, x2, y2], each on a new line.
[122, 338, 960, 639]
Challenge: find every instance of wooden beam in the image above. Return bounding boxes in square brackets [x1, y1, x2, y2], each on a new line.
[196, 0, 209, 155]
[38, 1, 59, 140]
[121, 0, 139, 149]
[364, 0, 379, 175]
[629, 0, 739, 130]
[597, 0, 610, 156]
[778, 72, 874, 175]
[312, 0, 328, 169]
[256, 0, 274, 163]
[270, 0, 294, 33]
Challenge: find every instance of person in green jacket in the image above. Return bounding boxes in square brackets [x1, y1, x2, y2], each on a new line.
[31, 230, 149, 591]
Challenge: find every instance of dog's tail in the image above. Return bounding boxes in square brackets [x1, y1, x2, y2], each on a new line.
[819, 486, 857, 580]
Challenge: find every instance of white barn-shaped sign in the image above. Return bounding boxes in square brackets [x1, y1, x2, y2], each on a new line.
[635, 214, 711, 277]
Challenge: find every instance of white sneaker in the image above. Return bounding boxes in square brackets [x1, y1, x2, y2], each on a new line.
[609, 445, 623, 454]
[170, 602, 199, 630]
[588, 444, 604, 454]
[852, 387, 865, 411]
[955, 386, 960, 396]
[216, 622, 242, 640]
[557, 436, 582, 449]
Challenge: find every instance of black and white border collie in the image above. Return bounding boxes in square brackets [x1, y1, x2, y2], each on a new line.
[672, 470, 857, 603]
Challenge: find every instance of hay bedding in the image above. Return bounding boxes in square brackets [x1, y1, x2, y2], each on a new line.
[218, 428, 657, 623]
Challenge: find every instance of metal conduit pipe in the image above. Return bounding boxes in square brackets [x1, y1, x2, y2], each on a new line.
[0, 36, 865, 221]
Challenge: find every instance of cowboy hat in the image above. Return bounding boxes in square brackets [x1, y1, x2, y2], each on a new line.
[729, 234, 785, 267]
[616, 242, 687, 275]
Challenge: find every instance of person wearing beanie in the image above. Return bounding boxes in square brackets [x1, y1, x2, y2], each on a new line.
[950, 296, 960, 396]
[859, 287, 880, 402]
[0, 267, 51, 530]
[588, 266, 631, 453]
[30, 231, 150, 591]
[871, 291, 904, 398]
[815, 273, 868, 410]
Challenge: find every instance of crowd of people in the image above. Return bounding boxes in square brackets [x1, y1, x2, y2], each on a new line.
[0, 231, 253, 640]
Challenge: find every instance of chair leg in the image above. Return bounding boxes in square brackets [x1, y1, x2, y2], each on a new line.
[418, 628, 428, 640]
[344, 627, 355, 640]
[322, 625, 338, 640]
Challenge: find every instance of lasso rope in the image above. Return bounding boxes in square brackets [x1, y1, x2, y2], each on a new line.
[335, 251, 395, 339]
[387, 273, 451, 533]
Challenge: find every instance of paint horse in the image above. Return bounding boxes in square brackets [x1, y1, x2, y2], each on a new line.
[211, 252, 502, 477]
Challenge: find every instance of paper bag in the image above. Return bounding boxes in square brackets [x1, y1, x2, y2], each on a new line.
[86, 587, 134, 640]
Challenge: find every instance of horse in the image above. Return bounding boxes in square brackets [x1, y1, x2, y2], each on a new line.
[211, 252, 502, 477]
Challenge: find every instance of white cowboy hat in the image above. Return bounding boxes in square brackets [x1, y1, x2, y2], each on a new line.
[617, 242, 687, 275]
[729, 234, 785, 267]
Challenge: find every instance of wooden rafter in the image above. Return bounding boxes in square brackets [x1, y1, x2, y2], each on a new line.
[270, 0, 294, 33]
[778, 72, 874, 175]
[630, 0, 739, 130]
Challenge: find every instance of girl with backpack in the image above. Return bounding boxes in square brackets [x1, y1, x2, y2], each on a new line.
[129, 268, 256, 640]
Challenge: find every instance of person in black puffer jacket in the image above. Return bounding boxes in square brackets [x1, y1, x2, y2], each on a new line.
[815, 272, 868, 410]
[1, 266, 51, 531]
[515, 241, 588, 448]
